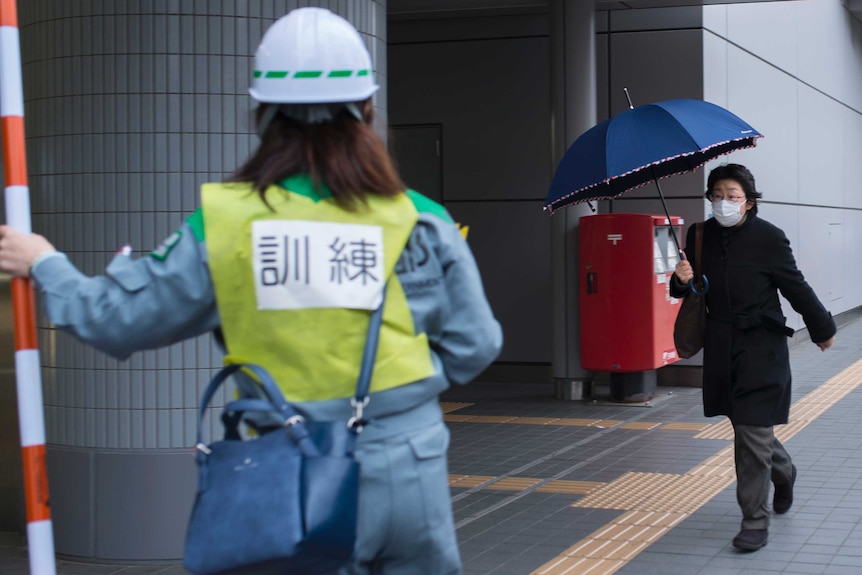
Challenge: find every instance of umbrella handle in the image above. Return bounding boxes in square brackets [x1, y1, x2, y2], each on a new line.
[678, 251, 709, 296]
[690, 274, 709, 296]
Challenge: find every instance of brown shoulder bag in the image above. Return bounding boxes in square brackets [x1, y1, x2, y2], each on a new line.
[673, 223, 708, 359]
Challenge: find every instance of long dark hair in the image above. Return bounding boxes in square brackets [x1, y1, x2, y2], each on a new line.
[229, 99, 405, 211]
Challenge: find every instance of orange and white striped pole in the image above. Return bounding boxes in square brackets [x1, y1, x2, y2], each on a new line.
[0, 2, 57, 574]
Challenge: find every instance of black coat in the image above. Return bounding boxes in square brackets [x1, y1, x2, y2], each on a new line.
[671, 214, 836, 426]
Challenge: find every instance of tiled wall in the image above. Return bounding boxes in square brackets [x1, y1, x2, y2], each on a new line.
[18, 0, 388, 450]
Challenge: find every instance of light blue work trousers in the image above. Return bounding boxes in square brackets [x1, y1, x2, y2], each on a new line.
[338, 399, 461, 575]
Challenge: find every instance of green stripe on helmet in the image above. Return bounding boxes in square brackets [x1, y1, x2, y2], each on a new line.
[255, 70, 368, 79]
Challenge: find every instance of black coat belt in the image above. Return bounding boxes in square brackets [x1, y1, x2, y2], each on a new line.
[710, 312, 795, 337]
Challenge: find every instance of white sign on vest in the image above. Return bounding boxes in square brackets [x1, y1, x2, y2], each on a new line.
[251, 220, 385, 310]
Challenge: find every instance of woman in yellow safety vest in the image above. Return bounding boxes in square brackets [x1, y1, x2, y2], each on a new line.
[0, 8, 502, 574]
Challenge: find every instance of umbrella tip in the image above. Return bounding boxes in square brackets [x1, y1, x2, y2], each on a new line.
[623, 87, 634, 110]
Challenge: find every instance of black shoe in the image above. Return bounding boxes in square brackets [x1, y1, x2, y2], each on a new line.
[732, 528, 768, 551]
[773, 464, 797, 514]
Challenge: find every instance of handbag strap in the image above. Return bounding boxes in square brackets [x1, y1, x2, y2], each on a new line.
[355, 287, 386, 399]
[348, 284, 387, 429]
[694, 222, 703, 281]
[689, 222, 710, 296]
[195, 364, 308, 453]
[195, 282, 389, 447]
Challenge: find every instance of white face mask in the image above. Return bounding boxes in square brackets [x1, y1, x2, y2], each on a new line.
[712, 199, 744, 227]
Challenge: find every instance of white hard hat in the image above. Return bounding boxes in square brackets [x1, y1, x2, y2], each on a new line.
[249, 7, 379, 104]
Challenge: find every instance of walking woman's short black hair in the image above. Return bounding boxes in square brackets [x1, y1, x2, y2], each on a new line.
[705, 163, 762, 215]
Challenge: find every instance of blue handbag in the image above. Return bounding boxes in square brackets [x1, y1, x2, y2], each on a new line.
[183, 296, 385, 575]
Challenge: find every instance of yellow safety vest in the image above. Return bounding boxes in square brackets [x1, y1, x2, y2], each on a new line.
[202, 176, 435, 402]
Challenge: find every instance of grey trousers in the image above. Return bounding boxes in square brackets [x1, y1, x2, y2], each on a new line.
[733, 423, 794, 530]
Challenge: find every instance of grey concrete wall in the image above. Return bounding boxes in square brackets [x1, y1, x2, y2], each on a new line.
[389, 14, 553, 365]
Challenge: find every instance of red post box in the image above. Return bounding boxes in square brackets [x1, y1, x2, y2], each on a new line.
[579, 213, 683, 400]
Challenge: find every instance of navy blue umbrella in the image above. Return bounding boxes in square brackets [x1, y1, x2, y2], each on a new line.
[545, 96, 763, 251]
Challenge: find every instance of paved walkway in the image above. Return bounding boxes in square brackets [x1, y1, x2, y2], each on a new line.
[3, 317, 862, 574]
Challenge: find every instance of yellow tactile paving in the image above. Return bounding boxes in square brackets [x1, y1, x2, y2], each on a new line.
[449, 475, 604, 494]
[591, 522, 667, 544]
[557, 418, 624, 427]
[572, 472, 734, 513]
[439, 402, 472, 413]
[564, 538, 648, 562]
[660, 422, 711, 432]
[508, 417, 564, 425]
[775, 419, 809, 441]
[588, 419, 616, 427]
[536, 480, 604, 494]
[443, 414, 479, 422]
[467, 415, 519, 423]
[531, 358, 862, 575]
[619, 421, 661, 430]
[486, 477, 543, 491]
[442, 415, 631, 428]
[620, 510, 689, 529]
[440, 404, 716, 431]
[687, 446, 735, 478]
[533, 556, 626, 575]
[531, 509, 694, 575]
[551, 418, 604, 426]
[693, 418, 733, 440]
[448, 475, 492, 488]
[538, 511, 689, 569]
[593, 420, 624, 428]
[570, 472, 675, 510]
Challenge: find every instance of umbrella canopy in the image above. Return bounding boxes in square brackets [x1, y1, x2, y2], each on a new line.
[544, 98, 763, 214]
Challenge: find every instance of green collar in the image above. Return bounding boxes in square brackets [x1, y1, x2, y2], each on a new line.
[280, 174, 331, 202]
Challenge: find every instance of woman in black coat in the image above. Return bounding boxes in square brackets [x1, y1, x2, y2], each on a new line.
[671, 164, 836, 552]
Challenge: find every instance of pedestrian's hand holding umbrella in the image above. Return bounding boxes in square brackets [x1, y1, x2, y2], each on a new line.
[675, 251, 708, 295]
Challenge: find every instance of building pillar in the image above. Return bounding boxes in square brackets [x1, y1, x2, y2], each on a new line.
[549, 0, 596, 399]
